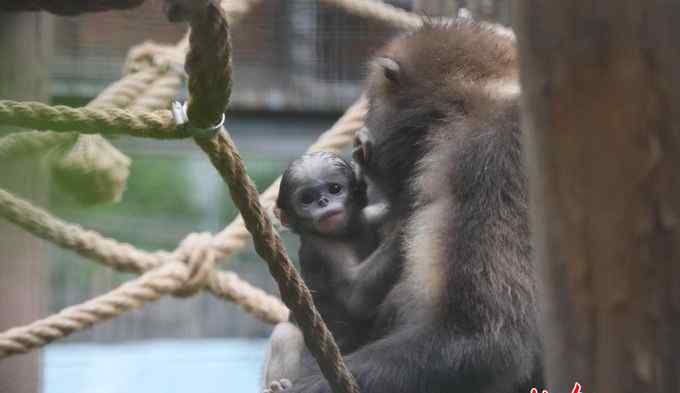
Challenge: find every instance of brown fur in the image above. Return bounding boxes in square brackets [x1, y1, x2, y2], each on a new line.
[287, 20, 542, 393]
[369, 20, 518, 101]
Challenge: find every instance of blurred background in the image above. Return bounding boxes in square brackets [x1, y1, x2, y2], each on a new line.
[0, 1, 510, 392]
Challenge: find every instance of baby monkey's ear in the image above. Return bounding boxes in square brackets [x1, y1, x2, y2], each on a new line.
[273, 207, 289, 227]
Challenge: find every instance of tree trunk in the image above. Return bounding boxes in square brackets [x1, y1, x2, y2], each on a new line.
[514, 1, 680, 392]
[0, 11, 53, 393]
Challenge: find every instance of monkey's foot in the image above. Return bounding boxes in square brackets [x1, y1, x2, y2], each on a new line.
[264, 379, 292, 393]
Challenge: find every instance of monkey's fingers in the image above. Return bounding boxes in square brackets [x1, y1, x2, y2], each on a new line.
[279, 379, 292, 390]
[268, 379, 293, 392]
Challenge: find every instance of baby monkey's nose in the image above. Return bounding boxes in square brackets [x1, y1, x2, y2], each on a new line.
[318, 198, 329, 207]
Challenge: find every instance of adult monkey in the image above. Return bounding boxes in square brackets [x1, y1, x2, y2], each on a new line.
[286, 20, 543, 393]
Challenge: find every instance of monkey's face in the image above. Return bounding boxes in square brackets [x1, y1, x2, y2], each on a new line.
[361, 54, 439, 202]
[288, 165, 359, 236]
[362, 22, 517, 203]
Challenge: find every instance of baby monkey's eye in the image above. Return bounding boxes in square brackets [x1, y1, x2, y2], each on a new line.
[300, 192, 315, 205]
[328, 183, 343, 194]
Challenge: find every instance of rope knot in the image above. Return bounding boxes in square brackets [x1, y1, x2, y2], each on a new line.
[172, 232, 217, 297]
[47, 134, 131, 205]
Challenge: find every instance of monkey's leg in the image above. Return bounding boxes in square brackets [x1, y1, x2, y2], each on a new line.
[262, 322, 305, 390]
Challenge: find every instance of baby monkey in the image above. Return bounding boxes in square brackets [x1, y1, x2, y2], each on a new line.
[263, 151, 389, 391]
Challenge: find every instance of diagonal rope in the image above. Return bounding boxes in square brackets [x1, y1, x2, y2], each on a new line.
[0, 185, 289, 357]
[181, 2, 358, 392]
[0, 262, 187, 357]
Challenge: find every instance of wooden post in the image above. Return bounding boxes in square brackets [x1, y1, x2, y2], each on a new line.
[514, 1, 680, 392]
[0, 11, 53, 393]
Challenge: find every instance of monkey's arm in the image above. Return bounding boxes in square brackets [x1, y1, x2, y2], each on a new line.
[326, 232, 402, 320]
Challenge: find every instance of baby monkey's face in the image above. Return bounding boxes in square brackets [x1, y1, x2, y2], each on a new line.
[291, 167, 356, 236]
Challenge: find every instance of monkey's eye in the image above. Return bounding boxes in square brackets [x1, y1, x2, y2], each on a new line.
[328, 183, 342, 194]
[300, 192, 315, 205]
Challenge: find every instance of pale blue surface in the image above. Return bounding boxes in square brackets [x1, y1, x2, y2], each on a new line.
[43, 339, 267, 393]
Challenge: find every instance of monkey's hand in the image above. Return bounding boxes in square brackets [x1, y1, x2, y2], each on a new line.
[284, 374, 331, 393]
[352, 127, 373, 167]
[263, 379, 292, 393]
[361, 201, 390, 227]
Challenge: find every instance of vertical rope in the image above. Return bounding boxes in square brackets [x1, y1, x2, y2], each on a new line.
[181, 2, 359, 392]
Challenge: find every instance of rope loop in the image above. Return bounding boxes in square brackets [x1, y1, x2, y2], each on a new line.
[171, 100, 224, 139]
[172, 232, 218, 297]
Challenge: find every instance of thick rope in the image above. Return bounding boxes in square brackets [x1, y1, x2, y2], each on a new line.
[0, 101, 184, 139]
[184, 3, 232, 129]
[0, 262, 186, 357]
[0, 186, 289, 357]
[0, 187, 288, 322]
[0, 0, 145, 15]
[180, 2, 358, 392]
[0, 187, 161, 273]
[123, 0, 263, 113]
[0, 0, 262, 206]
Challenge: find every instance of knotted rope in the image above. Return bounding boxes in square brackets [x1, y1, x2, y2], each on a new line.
[0, 186, 289, 357]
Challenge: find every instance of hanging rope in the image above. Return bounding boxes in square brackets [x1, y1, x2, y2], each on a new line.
[179, 2, 358, 392]
[0, 186, 289, 357]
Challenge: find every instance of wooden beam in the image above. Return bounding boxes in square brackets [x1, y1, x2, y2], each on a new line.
[514, 1, 680, 392]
